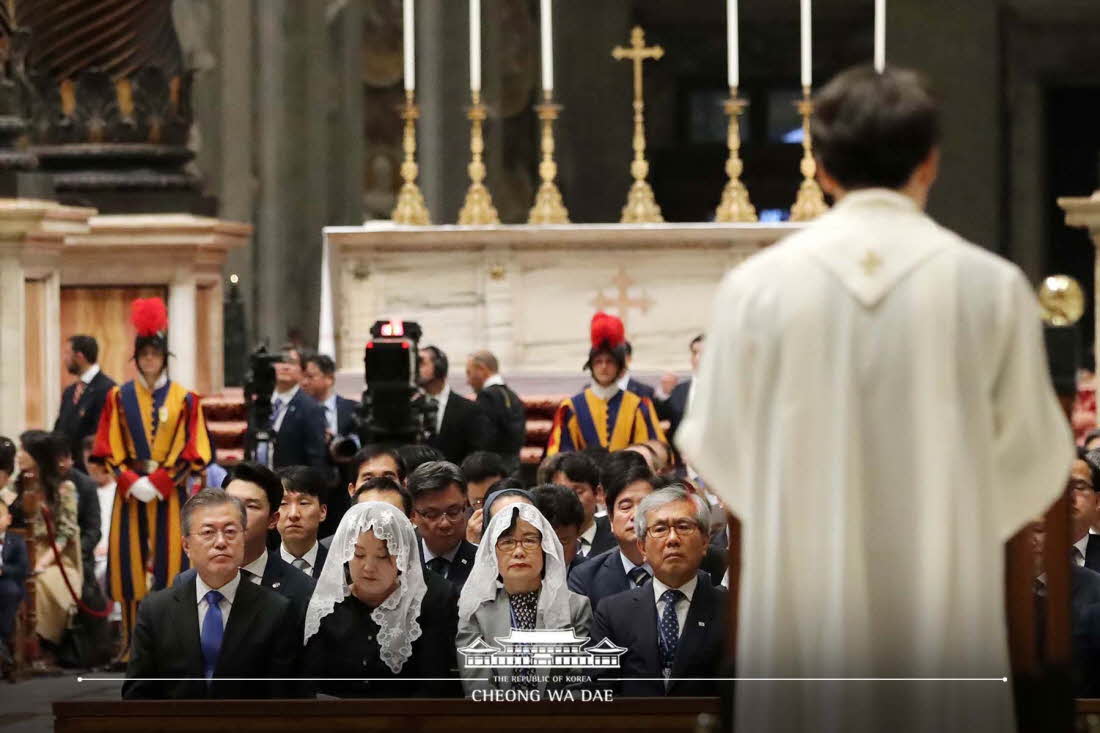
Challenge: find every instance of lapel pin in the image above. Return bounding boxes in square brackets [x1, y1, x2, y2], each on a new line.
[272, 582, 281, 589]
[460, 558, 468, 565]
[697, 621, 706, 627]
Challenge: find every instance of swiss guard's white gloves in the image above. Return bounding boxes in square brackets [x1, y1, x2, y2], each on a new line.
[128, 476, 159, 503]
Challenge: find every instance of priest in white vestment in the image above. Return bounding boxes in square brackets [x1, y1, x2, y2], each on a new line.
[678, 66, 1074, 733]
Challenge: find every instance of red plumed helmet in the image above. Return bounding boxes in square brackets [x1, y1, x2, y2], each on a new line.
[590, 311, 625, 350]
[130, 297, 168, 337]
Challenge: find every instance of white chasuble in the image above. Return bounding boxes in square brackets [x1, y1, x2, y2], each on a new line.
[678, 189, 1074, 733]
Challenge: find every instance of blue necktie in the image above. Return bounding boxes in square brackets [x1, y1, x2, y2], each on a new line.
[200, 590, 225, 679]
[658, 589, 684, 672]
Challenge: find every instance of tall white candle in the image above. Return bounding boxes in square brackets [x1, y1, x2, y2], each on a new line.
[470, 0, 481, 92]
[403, 0, 415, 91]
[800, 0, 812, 89]
[727, 0, 738, 89]
[874, 0, 886, 72]
[540, 0, 553, 91]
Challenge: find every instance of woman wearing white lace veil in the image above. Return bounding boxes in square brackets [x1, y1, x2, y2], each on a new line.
[456, 501, 592, 695]
[303, 501, 461, 697]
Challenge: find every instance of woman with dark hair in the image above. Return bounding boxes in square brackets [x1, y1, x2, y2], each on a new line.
[13, 429, 81, 657]
[0, 436, 15, 502]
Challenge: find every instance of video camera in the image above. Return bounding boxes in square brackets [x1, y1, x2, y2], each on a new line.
[243, 344, 284, 463]
[331, 319, 438, 454]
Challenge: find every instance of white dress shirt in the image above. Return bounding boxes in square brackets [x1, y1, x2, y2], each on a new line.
[422, 536, 462, 565]
[619, 549, 653, 581]
[482, 374, 505, 389]
[1074, 533, 1090, 567]
[578, 521, 599, 558]
[80, 364, 101, 384]
[427, 384, 450, 434]
[271, 385, 299, 433]
[321, 393, 339, 434]
[652, 573, 699, 642]
[280, 540, 318, 573]
[195, 572, 241, 633]
[616, 371, 631, 392]
[241, 550, 269, 583]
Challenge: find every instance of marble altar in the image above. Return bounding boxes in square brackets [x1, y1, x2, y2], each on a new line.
[320, 222, 802, 388]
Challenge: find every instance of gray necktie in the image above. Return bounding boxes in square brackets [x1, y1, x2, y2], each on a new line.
[291, 557, 310, 573]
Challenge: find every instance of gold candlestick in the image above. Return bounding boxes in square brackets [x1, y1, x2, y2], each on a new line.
[391, 89, 431, 225]
[528, 90, 569, 224]
[714, 89, 757, 222]
[458, 89, 500, 225]
[613, 26, 663, 224]
[790, 86, 828, 221]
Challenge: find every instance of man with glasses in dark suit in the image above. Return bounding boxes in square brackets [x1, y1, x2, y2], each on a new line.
[408, 461, 477, 591]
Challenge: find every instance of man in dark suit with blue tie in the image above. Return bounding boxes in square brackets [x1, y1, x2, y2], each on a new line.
[409, 461, 478, 591]
[0, 501, 28, 665]
[267, 345, 327, 470]
[592, 485, 727, 697]
[173, 462, 315, 630]
[54, 335, 115, 472]
[124, 489, 299, 699]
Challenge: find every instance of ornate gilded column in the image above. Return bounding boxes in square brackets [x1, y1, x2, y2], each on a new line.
[19, 0, 208, 213]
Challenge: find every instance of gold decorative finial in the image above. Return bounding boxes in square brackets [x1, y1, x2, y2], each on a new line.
[391, 89, 431, 225]
[458, 90, 500, 225]
[1038, 275, 1085, 326]
[612, 26, 664, 223]
[714, 89, 757, 222]
[790, 87, 828, 221]
[528, 90, 570, 224]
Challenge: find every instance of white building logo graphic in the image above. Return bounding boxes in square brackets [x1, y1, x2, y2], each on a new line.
[458, 629, 627, 669]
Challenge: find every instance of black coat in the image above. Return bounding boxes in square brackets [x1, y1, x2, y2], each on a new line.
[0, 532, 28, 637]
[319, 395, 361, 538]
[428, 392, 492, 466]
[66, 468, 101, 581]
[273, 390, 328, 470]
[173, 552, 315, 634]
[54, 370, 115, 471]
[591, 572, 727, 697]
[123, 574, 301, 699]
[1072, 565, 1100, 697]
[303, 569, 462, 697]
[655, 379, 691, 445]
[475, 383, 526, 474]
[568, 545, 728, 612]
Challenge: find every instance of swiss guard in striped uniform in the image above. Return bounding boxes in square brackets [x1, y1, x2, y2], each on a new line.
[91, 297, 213, 648]
[547, 312, 666, 456]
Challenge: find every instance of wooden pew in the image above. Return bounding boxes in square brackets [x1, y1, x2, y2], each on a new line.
[52, 698, 722, 732]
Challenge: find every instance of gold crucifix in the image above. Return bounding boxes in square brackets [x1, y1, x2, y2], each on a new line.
[590, 267, 654, 330]
[612, 26, 664, 223]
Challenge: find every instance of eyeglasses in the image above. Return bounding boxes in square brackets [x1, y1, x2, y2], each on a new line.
[496, 536, 541, 553]
[646, 520, 701, 539]
[416, 506, 466, 522]
[192, 526, 242, 543]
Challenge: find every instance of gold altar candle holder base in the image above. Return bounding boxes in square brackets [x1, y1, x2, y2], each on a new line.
[790, 88, 828, 222]
[528, 95, 569, 224]
[458, 91, 500, 226]
[391, 90, 431, 225]
[714, 91, 757, 223]
[621, 179, 664, 223]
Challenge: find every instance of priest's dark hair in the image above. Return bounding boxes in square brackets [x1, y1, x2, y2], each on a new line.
[353, 443, 408, 483]
[354, 476, 413, 516]
[461, 450, 507, 484]
[811, 65, 940, 191]
[538, 450, 600, 489]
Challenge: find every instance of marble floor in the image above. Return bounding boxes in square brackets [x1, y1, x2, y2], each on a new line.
[0, 672, 120, 733]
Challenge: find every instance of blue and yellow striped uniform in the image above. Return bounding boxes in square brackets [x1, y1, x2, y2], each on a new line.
[92, 378, 213, 606]
[546, 387, 666, 456]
